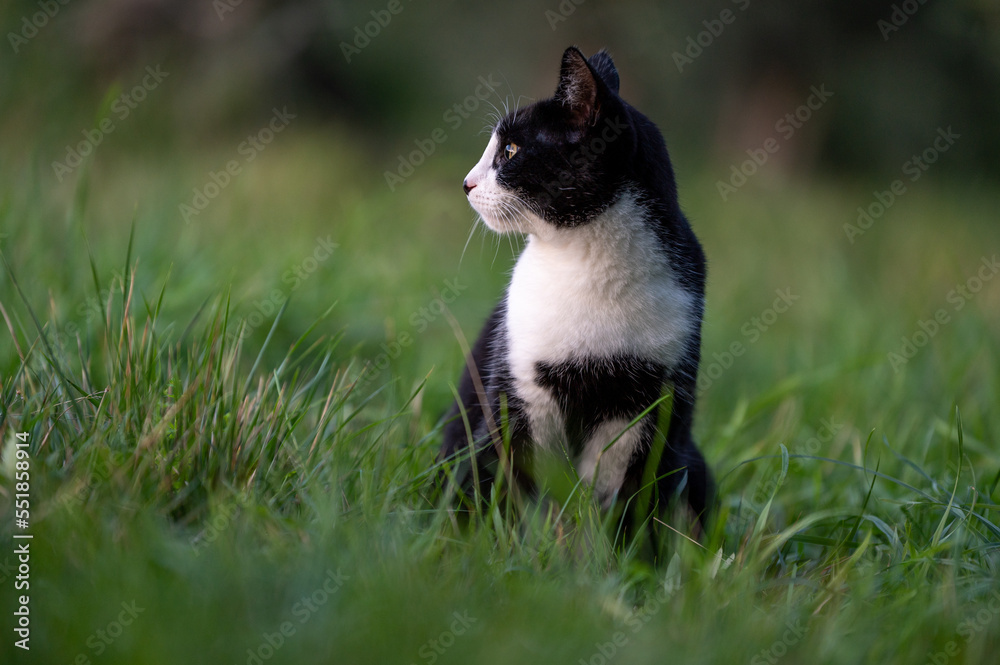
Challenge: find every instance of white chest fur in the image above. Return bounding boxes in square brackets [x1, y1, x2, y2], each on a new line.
[505, 193, 695, 385]
[503, 193, 696, 503]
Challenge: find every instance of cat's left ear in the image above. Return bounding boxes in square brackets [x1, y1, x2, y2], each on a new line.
[555, 46, 601, 127]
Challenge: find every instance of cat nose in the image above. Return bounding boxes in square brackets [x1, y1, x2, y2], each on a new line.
[463, 179, 475, 195]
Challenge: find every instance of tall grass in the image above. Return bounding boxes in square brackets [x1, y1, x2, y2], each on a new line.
[2, 142, 1000, 664]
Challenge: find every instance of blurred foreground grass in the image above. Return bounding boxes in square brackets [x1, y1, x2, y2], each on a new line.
[1, 126, 1000, 664]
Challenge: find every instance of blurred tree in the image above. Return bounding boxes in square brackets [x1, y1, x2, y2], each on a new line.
[2, 0, 999, 180]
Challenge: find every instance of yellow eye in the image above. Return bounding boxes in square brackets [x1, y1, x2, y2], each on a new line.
[504, 143, 519, 159]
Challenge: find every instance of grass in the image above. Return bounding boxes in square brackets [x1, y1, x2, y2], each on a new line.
[1, 126, 1000, 664]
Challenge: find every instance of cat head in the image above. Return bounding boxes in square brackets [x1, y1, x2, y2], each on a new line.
[463, 47, 639, 236]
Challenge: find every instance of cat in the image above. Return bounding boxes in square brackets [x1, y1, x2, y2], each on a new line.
[441, 46, 711, 533]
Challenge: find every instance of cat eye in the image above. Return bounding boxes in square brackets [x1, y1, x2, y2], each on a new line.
[504, 143, 519, 160]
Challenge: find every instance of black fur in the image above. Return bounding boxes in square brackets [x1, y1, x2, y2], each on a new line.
[441, 47, 711, 536]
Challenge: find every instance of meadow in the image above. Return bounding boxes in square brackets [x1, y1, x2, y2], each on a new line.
[2, 109, 1000, 665]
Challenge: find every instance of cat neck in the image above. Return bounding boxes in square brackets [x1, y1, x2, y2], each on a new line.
[521, 190, 664, 281]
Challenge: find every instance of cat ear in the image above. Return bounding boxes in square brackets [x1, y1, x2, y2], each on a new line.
[555, 46, 599, 126]
[587, 50, 619, 94]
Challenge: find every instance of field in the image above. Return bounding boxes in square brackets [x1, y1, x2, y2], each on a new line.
[2, 106, 1000, 664]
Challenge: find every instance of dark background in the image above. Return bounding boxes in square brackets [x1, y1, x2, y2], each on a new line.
[3, 0, 999, 181]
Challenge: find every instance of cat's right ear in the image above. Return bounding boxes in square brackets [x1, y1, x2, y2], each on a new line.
[588, 50, 619, 94]
[555, 46, 599, 127]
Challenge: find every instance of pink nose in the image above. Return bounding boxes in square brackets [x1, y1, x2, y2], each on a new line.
[463, 179, 475, 195]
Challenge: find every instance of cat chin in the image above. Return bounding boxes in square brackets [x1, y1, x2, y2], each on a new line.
[479, 215, 524, 234]
[478, 208, 556, 239]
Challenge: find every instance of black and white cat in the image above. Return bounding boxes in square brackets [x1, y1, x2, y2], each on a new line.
[442, 47, 711, 525]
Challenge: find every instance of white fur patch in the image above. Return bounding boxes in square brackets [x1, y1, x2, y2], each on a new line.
[577, 418, 643, 509]
[465, 132, 540, 235]
[504, 192, 696, 485]
[464, 134, 497, 191]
